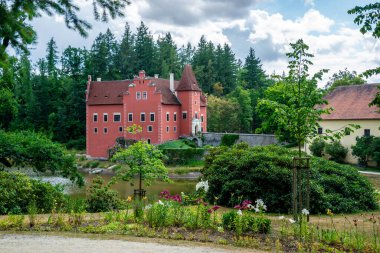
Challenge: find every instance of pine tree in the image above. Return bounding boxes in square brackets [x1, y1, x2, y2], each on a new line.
[156, 33, 181, 78]
[241, 48, 267, 90]
[134, 22, 156, 76]
[118, 23, 136, 79]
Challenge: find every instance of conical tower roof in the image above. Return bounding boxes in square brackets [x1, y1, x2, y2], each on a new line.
[176, 65, 201, 91]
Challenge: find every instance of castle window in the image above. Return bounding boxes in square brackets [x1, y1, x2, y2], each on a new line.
[364, 129, 371, 136]
[103, 113, 108, 122]
[142, 91, 147, 100]
[166, 126, 169, 133]
[140, 113, 146, 122]
[150, 112, 155, 122]
[174, 126, 177, 133]
[113, 113, 121, 122]
[195, 112, 198, 119]
[148, 125, 153, 132]
[93, 113, 98, 122]
[128, 113, 133, 122]
[147, 138, 151, 144]
[195, 101, 197, 104]
[174, 112, 177, 122]
[166, 112, 170, 122]
[182, 111, 187, 120]
[136, 92, 141, 100]
[119, 126, 123, 132]
[94, 127, 98, 133]
[103, 127, 108, 134]
[201, 115, 204, 122]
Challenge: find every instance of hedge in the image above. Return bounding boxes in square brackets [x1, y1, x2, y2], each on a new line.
[160, 148, 205, 165]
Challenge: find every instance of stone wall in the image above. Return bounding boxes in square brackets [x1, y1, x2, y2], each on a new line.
[203, 132, 278, 147]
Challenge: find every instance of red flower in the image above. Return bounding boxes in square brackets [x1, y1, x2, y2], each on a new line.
[212, 205, 221, 211]
[207, 209, 213, 213]
[234, 204, 241, 209]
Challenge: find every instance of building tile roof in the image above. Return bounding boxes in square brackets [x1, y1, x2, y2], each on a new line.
[321, 84, 380, 120]
[176, 65, 202, 91]
[152, 78, 181, 105]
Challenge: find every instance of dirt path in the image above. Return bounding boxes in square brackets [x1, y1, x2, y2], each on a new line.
[0, 233, 262, 253]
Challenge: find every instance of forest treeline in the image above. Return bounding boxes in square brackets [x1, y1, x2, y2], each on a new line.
[0, 21, 366, 149]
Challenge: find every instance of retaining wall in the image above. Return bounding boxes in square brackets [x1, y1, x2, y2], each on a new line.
[203, 132, 278, 147]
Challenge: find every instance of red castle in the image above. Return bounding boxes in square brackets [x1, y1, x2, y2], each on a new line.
[86, 65, 207, 159]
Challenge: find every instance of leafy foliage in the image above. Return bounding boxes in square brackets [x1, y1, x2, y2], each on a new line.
[160, 148, 205, 165]
[0, 171, 66, 215]
[324, 141, 348, 163]
[0, 130, 83, 185]
[221, 134, 239, 147]
[309, 138, 326, 157]
[352, 136, 380, 166]
[202, 144, 378, 214]
[324, 69, 365, 93]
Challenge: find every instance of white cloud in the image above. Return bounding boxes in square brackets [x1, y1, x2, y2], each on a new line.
[304, 0, 315, 7]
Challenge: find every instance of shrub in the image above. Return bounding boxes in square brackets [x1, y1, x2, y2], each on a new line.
[309, 138, 325, 157]
[160, 148, 205, 165]
[221, 134, 239, 147]
[352, 136, 380, 166]
[65, 137, 86, 150]
[86, 176, 124, 212]
[202, 144, 378, 214]
[324, 141, 348, 163]
[222, 211, 271, 234]
[0, 171, 66, 215]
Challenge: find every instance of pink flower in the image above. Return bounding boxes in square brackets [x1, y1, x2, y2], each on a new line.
[234, 204, 241, 209]
[212, 205, 221, 211]
[207, 209, 213, 213]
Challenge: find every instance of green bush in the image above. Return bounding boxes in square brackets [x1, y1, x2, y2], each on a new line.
[325, 141, 348, 163]
[309, 138, 326, 157]
[65, 137, 86, 150]
[222, 211, 271, 234]
[86, 176, 124, 212]
[221, 134, 239, 146]
[352, 136, 380, 166]
[160, 148, 205, 165]
[0, 171, 66, 215]
[202, 144, 378, 214]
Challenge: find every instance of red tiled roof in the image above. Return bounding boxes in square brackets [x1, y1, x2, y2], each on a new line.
[176, 65, 201, 91]
[87, 78, 181, 105]
[321, 84, 380, 120]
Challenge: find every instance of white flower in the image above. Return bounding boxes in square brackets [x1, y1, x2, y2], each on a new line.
[254, 199, 267, 212]
[289, 218, 296, 224]
[247, 204, 253, 209]
[217, 226, 224, 233]
[158, 200, 164, 205]
[237, 210, 243, 216]
[253, 207, 260, 213]
[196, 180, 209, 192]
[302, 208, 310, 216]
[278, 216, 285, 220]
[145, 204, 152, 210]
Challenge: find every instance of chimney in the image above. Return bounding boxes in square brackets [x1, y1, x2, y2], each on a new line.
[139, 70, 145, 79]
[154, 74, 159, 78]
[88, 75, 92, 82]
[169, 73, 174, 92]
[96, 77, 101, 82]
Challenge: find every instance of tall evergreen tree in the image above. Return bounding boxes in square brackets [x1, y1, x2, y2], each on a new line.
[118, 23, 136, 79]
[134, 22, 156, 76]
[241, 48, 267, 90]
[156, 33, 181, 78]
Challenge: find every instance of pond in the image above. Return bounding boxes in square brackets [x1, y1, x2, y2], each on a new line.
[33, 173, 197, 201]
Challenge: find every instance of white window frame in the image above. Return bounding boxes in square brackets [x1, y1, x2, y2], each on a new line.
[150, 112, 155, 122]
[103, 127, 108, 134]
[94, 127, 98, 134]
[166, 126, 169, 133]
[113, 112, 121, 122]
[103, 113, 108, 122]
[136, 91, 141, 100]
[140, 112, 146, 122]
[142, 91, 148, 100]
[182, 111, 187, 120]
[166, 112, 170, 122]
[174, 112, 177, 122]
[128, 113, 133, 122]
[93, 113, 98, 122]
[147, 125, 153, 132]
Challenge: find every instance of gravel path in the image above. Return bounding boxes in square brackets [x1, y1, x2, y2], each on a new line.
[0, 234, 260, 253]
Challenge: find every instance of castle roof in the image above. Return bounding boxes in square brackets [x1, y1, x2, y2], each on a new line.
[321, 83, 380, 120]
[176, 65, 201, 91]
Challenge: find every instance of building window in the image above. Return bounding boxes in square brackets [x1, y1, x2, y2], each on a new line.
[93, 113, 98, 122]
[318, 127, 323, 134]
[201, 115, 204, 122]
[140, 113, 146, 122]
[182, 111, 187, 120]
[113, 113, 121, 122]
[142, 91, 147, 100]
[94, 127, 98, 133]
[166, 126, 169, 133]
[103, 113, 108, 122]
[150, 112, 155, 122]
[364, 129, 371, 136]
[148, 125, 153, 132]
[147, 138, 151, 144]
[128, 113, 133, 122]
[201, 127, 204, 132]
[174, 112, 177, 122]
[119, 126, 123, 132]
[174, 126, 177, 132]
[136, 92, 141, 100]
[104, 127, 108, 134]
[195, 112, 198, 119]
[166, 112, 170, 122]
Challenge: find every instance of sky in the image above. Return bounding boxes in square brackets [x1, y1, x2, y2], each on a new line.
[29, 0, 380, 86]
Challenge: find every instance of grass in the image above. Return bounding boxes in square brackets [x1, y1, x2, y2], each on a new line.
[167, 166, 203, 175]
